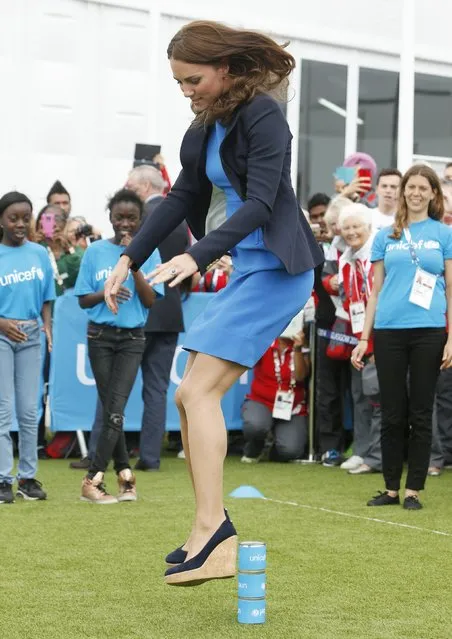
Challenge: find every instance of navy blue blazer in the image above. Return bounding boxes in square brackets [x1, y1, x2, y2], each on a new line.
[124, 94, 324, 275]
[142, 196, 189, 333]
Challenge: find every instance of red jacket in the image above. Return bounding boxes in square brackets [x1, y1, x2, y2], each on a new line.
[192, 269, 229, 293]
[338, 238, 375, 354]
[247, 341, 307, 416]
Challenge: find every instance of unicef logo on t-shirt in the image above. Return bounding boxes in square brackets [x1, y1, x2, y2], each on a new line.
[0, 266, 44, 286]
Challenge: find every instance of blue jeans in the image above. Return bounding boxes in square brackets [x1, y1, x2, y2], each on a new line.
[0, 321, 42, 483]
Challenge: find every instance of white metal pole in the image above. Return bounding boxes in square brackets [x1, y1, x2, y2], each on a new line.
[286, 42, 302, 193]
[397, 0, 415, 172]
[344, 60, 359, 158]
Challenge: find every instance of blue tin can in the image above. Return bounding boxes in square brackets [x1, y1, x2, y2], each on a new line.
[238, 597, 266, 624]
[238, 571, 266, 599]
[238, 541, 266, 572]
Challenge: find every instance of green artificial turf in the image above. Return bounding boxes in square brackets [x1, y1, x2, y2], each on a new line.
[1, 457, 451, 639]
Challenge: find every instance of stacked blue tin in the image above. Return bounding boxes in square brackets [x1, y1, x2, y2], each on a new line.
[237, 541, 266, 624]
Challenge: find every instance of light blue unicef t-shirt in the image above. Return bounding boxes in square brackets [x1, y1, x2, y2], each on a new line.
[74, 239, 164, 328]
[0, 241, 56, 319]
[372, 218, 452, 328]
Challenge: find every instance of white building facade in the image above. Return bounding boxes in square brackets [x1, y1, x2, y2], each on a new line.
[1, 0, 452, 232]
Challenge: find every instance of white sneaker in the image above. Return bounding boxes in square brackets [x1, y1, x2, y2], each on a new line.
[177, 449, 186, 459]
[340, 455, 363, 470]
[348, 464, 375, 475]
[241, 455, 259, 464]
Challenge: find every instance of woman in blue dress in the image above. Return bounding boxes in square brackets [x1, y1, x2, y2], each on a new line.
[105, 20, 323, 586]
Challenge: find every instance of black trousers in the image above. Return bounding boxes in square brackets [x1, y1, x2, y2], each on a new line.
[315, 336, 351, 453]
[374, 328, 446, 491]
[139, 332, 179, 469]
[87, 322, 145, 475]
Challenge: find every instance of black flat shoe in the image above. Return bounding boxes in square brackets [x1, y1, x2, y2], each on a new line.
[134, 460, 159, 472]
[367, 490, 400, 506]
[164, 518, 237, 586]
[165, 509, 231, 566]
[165, 546, 187, 566]
[403, 495, 422, 510]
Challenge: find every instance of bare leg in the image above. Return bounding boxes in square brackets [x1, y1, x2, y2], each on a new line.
[175, 352, 197, 492]
[178, 354, 246, 559]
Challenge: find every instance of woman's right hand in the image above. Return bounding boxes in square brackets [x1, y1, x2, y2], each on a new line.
[351, 341, 368, 370]
[341, 175, 371, 199]
[104, 256, 131, 314]
[0, 318, 28, 343]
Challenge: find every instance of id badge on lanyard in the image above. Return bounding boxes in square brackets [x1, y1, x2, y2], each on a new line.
[348, 262, 368, 335]
[272, 390, 295, 421]
[409, 268, 436, 309]
[349, 301, 366, 334]
[404, 228, 437, 310]
[272, 347, 295, 421]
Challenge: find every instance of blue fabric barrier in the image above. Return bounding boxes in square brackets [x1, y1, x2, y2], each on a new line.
[49, 293, 251, 432]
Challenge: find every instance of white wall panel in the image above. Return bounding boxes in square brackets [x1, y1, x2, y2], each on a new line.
[1, 0, 452, 234]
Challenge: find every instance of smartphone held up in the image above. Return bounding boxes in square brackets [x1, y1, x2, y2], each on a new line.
[41, 212, 56, 239]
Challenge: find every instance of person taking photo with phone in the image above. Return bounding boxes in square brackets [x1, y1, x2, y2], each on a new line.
[34, 204, 85, 458]
[351, 165, 452, 510]
[0, 191, 55, 504]
[339, 152, 378, 209]
[35, 204, 84, 296]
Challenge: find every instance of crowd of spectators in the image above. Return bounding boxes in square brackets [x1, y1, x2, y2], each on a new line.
[1, 151, 452, 505]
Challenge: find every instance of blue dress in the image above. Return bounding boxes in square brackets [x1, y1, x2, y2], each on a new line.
[183, 122, 314, 367]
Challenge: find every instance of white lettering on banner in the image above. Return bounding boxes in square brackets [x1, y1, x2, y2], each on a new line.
[170, 346, 184, 385]
[76, 344, 96, 385]
[0, 266, 44, 286]
[50, 294, 251, 432]
[386, 240, 440, 253]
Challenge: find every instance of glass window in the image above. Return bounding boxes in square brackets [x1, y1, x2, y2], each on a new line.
[298, 60, 347, 205]
[414, 73, 452, 158]
[357, 68, 399, 170]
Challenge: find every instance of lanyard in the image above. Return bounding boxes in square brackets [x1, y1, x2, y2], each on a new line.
[403, 228, 420, 267]
[272, 347, 296, 390]
[46, 247, 63, 286]
[348, 260, 371, 300]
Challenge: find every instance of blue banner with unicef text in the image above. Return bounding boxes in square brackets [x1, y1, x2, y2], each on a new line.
[49, 293, 250, 432]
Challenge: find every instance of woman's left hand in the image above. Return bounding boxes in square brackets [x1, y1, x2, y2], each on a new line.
[441, 340, 452, 370]
[148, 254, 198, 288]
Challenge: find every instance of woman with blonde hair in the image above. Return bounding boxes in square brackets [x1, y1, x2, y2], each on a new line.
[104, 20, 323, 585]
[337, 203, 382, 475]
[352, 165, 452, 509]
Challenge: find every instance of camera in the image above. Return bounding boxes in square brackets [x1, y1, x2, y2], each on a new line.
[74, 224, 95, 240]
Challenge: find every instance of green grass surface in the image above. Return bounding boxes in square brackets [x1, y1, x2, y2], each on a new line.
[1, 457, 452, 639]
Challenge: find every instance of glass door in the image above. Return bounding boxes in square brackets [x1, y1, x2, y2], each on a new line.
[297, 59, 348, 204]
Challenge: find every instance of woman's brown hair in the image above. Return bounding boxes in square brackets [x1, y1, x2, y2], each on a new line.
[167, 20, 295, 126]
[390, 164, 445, 239]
